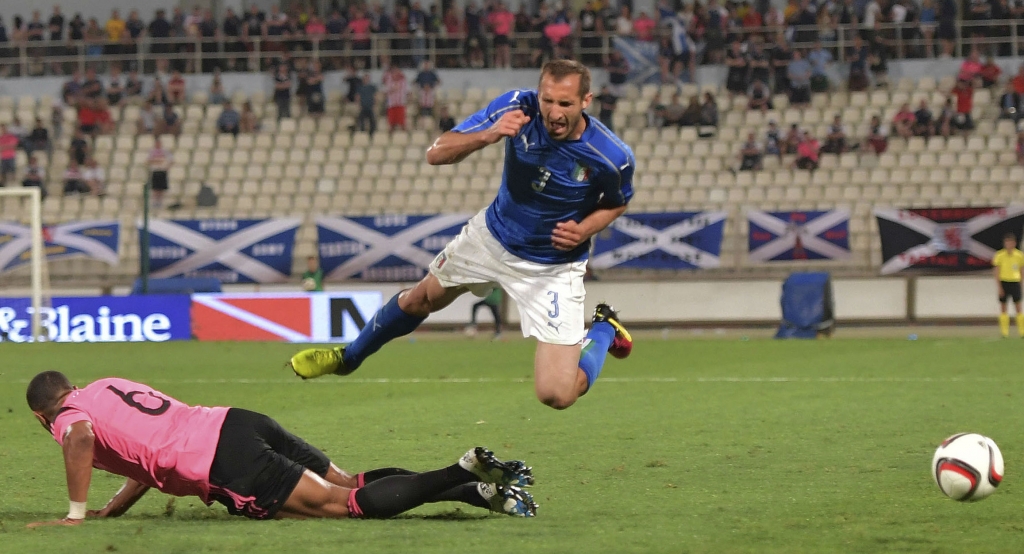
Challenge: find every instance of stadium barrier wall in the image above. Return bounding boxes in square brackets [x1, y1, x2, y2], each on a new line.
[507, 278, 909, 325]
[915, 276, 996, 320]
[0, 276, 1000, 343]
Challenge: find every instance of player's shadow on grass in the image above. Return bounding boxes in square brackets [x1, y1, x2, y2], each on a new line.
[392, 510, 492, 521]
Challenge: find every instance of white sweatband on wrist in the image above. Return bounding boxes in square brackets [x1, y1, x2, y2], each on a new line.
[68, 501, 87, 520]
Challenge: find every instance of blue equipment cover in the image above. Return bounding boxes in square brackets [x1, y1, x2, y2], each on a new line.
[775, 272, 835, 339]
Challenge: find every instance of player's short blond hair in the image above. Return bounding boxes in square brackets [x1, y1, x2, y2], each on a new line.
[540, 60, 591, 99]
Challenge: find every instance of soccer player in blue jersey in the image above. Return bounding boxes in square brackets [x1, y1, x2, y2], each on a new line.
[290, 60, 635, 410]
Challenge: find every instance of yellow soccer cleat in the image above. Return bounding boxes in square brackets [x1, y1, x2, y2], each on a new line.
[593, 303, 632, 359]
[288, 347, 347, 379]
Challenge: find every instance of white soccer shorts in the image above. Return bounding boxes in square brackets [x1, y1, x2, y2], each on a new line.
[429, 211, 587, 345]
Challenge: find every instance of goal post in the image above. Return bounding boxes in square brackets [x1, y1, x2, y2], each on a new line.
[0, 187, 46, 341]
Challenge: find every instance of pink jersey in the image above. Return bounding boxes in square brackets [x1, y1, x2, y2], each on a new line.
[633, 17, 656, 41]
[488, 10, 515, 36]
[0, 133, 18, 160]
[51, 378, 228, 502]
[348, 17, 371, 39]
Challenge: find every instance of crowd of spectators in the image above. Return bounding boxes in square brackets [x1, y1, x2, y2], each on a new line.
[648, 91, 720, 129]
[5, 0, 1024, 201]
[729, 52, 1024, 173]
[0, 0, 1009, 80]
[722, 36, 1024, 173]
[0, 1, 652, 75]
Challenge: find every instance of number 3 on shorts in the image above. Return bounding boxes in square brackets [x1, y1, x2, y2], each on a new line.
[547, 291, 559, 318]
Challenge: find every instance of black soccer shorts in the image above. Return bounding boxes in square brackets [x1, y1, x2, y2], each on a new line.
[207, 408, 331, 520]
[999, 281, 1022, 304]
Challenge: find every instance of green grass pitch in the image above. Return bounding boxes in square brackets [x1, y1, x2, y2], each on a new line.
[1, 335, 1023, 553]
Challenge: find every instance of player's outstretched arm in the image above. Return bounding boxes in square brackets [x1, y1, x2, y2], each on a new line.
[27, 421, 95, 528]
[88, 478, 151, 519]
[426, 110, 530, 165]
[552, 204, 629, 251]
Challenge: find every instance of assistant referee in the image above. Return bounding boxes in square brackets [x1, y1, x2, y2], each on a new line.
[993, 233, 1024, 338]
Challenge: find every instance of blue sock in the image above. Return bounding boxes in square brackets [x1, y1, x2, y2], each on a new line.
[578, 322, 615, 390]
[342, 294, 426, 372]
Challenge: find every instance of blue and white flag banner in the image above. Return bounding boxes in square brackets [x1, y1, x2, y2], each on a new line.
[747, 209, 851, 262]
[612, 37, 661, 85]
[590, 211, 727, 270]
[141, 218, 300, 284]
[316, 213, 473, 281]
[0, 220, 120, 272]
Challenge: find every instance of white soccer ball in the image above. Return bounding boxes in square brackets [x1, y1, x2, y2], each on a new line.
[301, 277, 317, 291]
[932, 433, 1003, 501]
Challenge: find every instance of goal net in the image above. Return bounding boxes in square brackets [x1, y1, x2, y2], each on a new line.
[0, 187, 50, 341]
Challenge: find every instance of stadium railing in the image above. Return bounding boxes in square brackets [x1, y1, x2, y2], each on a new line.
[0, 19, 1020, 77]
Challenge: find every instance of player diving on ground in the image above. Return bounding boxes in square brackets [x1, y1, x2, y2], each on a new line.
[24, 371, 536, 528]
[290, 60, 635, 410]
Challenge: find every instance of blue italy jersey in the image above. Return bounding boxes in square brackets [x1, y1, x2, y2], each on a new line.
[452, 89, 635, 264]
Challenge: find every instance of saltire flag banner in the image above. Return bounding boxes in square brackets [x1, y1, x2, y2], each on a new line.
[747, 209, 851, 262]
[316, 213, 473, 281]
[612, 37, 660, 85]
[142, 218, 300, 283]
[590, 211, 727, 269]
[0, 220, 120, 272]
[874, 205, 1024, 274]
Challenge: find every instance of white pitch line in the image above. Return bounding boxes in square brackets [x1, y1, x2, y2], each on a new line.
[0, 376, 1014, 384]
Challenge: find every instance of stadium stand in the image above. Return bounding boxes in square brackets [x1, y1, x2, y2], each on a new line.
[1, 73, 1018, 287]
[1, 3, 1022, 287]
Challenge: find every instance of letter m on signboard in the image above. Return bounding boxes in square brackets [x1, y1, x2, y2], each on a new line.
[330, 298, 368, 339]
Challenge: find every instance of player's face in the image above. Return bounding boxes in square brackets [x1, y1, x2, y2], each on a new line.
[538, 74, 592, 141]
[31, 411, 51, 432]
[1005, 237, 1017, 250]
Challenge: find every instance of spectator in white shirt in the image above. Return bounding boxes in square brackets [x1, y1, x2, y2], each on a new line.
[147, 138, 173, 208]
[616, 6, 634, 35]
[861, 0, 882, 46]
[83, 157, 106, 195]
[137, 102, 157, 136]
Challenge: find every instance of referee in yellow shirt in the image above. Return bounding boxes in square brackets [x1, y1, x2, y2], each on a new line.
[993, 233, 1024, 338]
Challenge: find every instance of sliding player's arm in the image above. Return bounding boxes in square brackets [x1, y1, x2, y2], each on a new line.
[426, 110, 529, 165]
[27, 421, 95, 528]
[88, 478, 151, 518]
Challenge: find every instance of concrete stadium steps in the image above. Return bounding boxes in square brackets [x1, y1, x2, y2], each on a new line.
[0, 78, 1016, 285]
